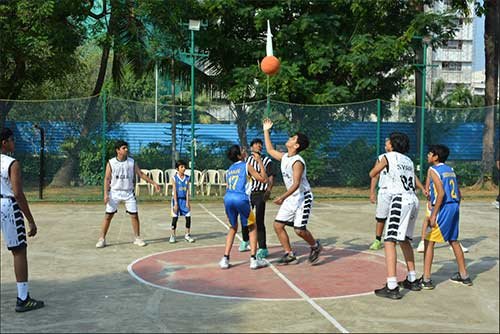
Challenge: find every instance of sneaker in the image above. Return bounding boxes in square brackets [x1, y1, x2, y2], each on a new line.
[398, 277, 422, 291]
[95, 238, 106, 248]
[417, 240, 425, 253]
[492, 201, 499, 209]
[250, 257, 268, 270]
[374, 285, 402, 300]
[256, 248, 269, 259]
[277, 252, 298, 265]
[169, 235, 176, 243]
[239, 241, 250, 252]
[308, 240, 323, 264]
[15, 295, 44, 313]
[449, 243, 469, 253]
[420, 277, 435, 290]
[219, 256, 230, 269]
[450, 272, 473, 286]
[369, 239, 383, 250]
[184, 234, 195, 243]
[133, 237, 146, 247]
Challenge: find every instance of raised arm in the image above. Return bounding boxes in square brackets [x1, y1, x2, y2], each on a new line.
[263, 118, 284, 161]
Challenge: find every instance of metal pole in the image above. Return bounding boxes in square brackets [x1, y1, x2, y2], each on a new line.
[266, 75, 270, 118]
[190, 29, 196, 198]
[101, 91, 107, 200]
[376, 99, 381, 156]
[419, 43, 427, 181]
[34, 125, 45, 200]
[155, 62, 158, 123]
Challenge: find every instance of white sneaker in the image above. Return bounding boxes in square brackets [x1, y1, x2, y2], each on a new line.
[219, 256, 230, 269]
[417, 240, 425, 253]
[184, 234, 195, 243]
[169, 235, 176, 243]
[133, 237, 146, 247]
[250, 257, 268, 270]
[493, 201, 500, 209]
[96, 238, 106, 248]
[450, 243, 468, 253]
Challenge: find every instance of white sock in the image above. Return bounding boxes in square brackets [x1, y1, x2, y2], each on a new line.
[387, 277, 398, 290]
[408, 271, 417, 282]
[17, 282, 28, 300]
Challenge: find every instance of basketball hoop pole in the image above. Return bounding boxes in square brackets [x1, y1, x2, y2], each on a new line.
[266, 75, 270, 118]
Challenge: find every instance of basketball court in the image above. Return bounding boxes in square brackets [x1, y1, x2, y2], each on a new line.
[1, 200, 498, 333]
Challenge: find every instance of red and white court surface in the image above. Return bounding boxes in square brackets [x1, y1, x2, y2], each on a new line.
[128, 244, 407, 300]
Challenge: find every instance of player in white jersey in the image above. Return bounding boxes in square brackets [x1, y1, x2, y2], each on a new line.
[263, 118, 322, 265]
[95, 140, 160, 248]
[1, 127, 44, 312]
[369, 132, 421, 300]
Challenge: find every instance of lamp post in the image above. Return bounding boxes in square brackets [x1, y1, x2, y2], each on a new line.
[180, 19, 208, 197]
[413, 35, 435, 181]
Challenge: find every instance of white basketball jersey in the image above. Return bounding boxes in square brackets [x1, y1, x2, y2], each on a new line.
[384, 151, 416, 194]
[109, 157, 135, 192]
[377, 153, 389, 191]
[0, 154, 15, 197]
[280, 153, 311, 193]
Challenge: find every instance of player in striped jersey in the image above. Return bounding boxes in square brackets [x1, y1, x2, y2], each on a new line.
[1, 127, 44, 312]
[239, 138, 275, 259]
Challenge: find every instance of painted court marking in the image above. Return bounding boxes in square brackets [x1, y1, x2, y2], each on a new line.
[198, 203, 349, 333]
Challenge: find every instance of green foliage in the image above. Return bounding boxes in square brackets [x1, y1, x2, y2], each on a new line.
[332, 139, 376, 187]
[448, 161, 483, 187]
[16, 153, 66, 187]
[78, 139, 115, 186]
[134, 143, 172, 170]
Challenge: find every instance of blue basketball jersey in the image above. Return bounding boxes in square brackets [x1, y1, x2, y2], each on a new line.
[174, 174, 190, 199]
[225, 161, 251, 196]
[429, 163, 460, 205]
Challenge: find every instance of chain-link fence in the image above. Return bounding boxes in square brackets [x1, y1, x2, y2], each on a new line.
[2, 95, 498, 197]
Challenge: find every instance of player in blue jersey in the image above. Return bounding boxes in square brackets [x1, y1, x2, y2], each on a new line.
[219, 145, 268, 270]
[421, 144, 472, 289]
[170, 160, 195, 243]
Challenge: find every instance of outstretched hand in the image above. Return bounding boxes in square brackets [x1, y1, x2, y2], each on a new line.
[263, 118, 273, 131]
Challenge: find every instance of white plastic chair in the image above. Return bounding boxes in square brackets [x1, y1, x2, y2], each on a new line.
[164, 169, 176, 196]
[149, 169, 164, 195]
[185, 169, 205, 195]
[218, 169, 227, 195]
[135, 169, 151, 196]
[205, 169, 220, 196]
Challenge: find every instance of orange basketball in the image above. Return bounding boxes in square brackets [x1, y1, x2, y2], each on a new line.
[261, 55, 280, 75]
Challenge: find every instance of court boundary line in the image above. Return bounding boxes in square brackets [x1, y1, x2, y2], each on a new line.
[198, 203, 349, 333]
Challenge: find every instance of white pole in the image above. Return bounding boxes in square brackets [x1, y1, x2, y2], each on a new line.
[155, 62, 158, 123]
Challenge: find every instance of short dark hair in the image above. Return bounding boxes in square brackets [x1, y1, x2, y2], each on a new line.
[250, 138, 263, 146]
[428, 144, 450, 163]
[175, 160, 187, 169]
[295, 132, 309, 153]
[227, 144, 242, 162]
[389, 132, 410, 154]
[1, 127, 14, 142]
[114, 140, 128, 151]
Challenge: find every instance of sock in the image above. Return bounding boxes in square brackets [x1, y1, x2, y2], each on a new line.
[251, 255, 256, 260]
[387, 277, 398, 290]
[17, 282, 28, 301]
[376, 235, 382, 241]
[224, 254, 229, 260]
[408, 271, 417, 282]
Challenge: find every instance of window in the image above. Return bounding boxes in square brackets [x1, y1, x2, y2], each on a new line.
[442, 62, 462, 71]
[444, 40, 463, 50]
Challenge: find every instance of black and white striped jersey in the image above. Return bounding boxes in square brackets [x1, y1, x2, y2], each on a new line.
[246, 155, 274, 192]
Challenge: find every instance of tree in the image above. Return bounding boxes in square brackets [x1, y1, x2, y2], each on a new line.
[0, 0, 87, 126]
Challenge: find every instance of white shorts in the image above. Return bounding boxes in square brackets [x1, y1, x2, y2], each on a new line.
[383, 193, 419, 242]
[1, 197, 27, 250]
[106, 190, 138, 214]
[375, 191, 392, 221]
[275, 191, 313, 229]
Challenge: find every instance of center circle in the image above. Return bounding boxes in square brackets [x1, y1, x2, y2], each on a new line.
[128, 244, 407, 300]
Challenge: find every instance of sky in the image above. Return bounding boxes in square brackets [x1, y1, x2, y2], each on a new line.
[472, 5, 485, 71]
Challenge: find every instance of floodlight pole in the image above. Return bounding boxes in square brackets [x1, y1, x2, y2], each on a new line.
[181, 20, 208, 198]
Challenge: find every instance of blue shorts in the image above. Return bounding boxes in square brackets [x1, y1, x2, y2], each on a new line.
[223, 193, 255, 228]
[171, 198, 191, 217]
[427, 202, 460, 242]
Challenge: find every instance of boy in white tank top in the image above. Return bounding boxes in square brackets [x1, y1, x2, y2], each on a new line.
[1, 127, 44, 312]
[263, 119, 322, 265]
[369, 132, 422, 300]
[95, 140, 160, 248]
